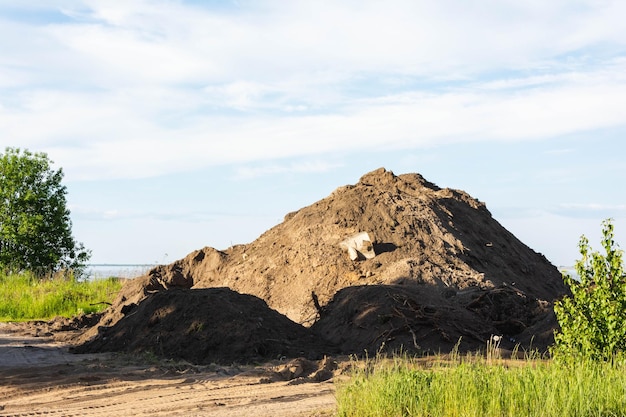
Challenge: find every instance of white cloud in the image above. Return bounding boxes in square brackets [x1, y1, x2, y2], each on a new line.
[2, 1, 626, 181]
[70, 204, 227, 223]
[3, 60, 626, 181]
[233, 159, 343, 180]
[558, 203, 626, 212]
[8, 0, 626, 88]
[103, 209, 120, 219]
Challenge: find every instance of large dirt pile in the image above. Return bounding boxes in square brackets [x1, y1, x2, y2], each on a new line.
[73, 288, 333, 364]
[76, 168, 567, 360]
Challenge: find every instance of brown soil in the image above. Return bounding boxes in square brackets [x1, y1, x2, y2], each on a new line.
[73, 288, 334, 364]
[0, 323, 338, 416]
[71, 168, 567, 362]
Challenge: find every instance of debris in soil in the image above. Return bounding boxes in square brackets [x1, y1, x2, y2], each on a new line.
[262, 356, 339, 383]
[310, 283, 551, 355]
[340, 231, 377, 261]
[70, 168, 568, 362]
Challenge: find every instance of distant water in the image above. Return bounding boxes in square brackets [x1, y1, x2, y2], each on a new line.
[558, 266, 579, 281]
[86, 264, 578, 279]
[85, 264, 153, 280]
[84, 265, 579, 281]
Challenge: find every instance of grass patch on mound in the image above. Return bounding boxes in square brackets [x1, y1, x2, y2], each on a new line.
[0, 271, 122, 321]
[336, 349, 626, 417]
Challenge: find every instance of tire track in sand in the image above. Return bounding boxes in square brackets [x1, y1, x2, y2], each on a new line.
[1, 372, 335, 417]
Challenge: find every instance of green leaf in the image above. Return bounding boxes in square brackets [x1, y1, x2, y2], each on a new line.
[552, 219, 626, 361]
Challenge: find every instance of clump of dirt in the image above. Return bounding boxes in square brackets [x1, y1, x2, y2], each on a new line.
[263, 356, 339, 383]
[73, 168, 568, 361]
[74, 288, 333, 364]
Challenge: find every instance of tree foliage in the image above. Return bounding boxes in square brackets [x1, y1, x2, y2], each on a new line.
[552, 219, 626, 361]
[0, 147, 90, 275]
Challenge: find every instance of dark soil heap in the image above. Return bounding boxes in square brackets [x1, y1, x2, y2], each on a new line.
[73, 288, 331, 364]
[76, 168, 567, 361]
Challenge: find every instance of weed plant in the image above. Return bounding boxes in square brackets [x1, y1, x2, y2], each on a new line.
[336, 346, 626, 417]
[0, 270, 122, 321]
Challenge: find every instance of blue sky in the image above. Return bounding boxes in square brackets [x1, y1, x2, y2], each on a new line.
[1, 1, 625, 266]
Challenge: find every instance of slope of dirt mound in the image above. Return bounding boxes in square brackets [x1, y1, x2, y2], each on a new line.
[74, 288, 333, 364]
[75, 168, 568, 358]
[310, 283, 551, 355]
[191, 168, 564, 323]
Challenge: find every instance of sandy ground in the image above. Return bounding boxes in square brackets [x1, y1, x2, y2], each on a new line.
[0, 325, 337, 417]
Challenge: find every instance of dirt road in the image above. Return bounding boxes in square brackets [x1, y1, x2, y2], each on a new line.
[0, 325, 337, 416]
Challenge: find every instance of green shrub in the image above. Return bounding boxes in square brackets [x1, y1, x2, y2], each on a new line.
[552, 219, 626, 361]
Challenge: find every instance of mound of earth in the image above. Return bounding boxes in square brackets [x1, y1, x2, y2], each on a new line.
[74, 168, 568, 360]
[311, 283, 552, 355]
[74, 288, 333, 364]
[196, 168, 564, 320]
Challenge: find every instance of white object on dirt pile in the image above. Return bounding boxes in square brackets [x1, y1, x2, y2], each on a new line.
[339, 232, 376, 261]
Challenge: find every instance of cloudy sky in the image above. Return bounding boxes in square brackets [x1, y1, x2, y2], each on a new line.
[1, 1, 625, 267]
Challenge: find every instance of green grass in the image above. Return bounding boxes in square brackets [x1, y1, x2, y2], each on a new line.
[0, 271, 122, 321]
[336, 351, 626, 417]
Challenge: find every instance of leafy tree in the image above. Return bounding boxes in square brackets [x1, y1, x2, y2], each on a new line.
[0, 147, 90, 275]
[552, 219, 626, 361]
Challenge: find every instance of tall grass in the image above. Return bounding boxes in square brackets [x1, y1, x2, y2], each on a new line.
[336, 351, 626, 417]
[0, 271, 122, 321]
